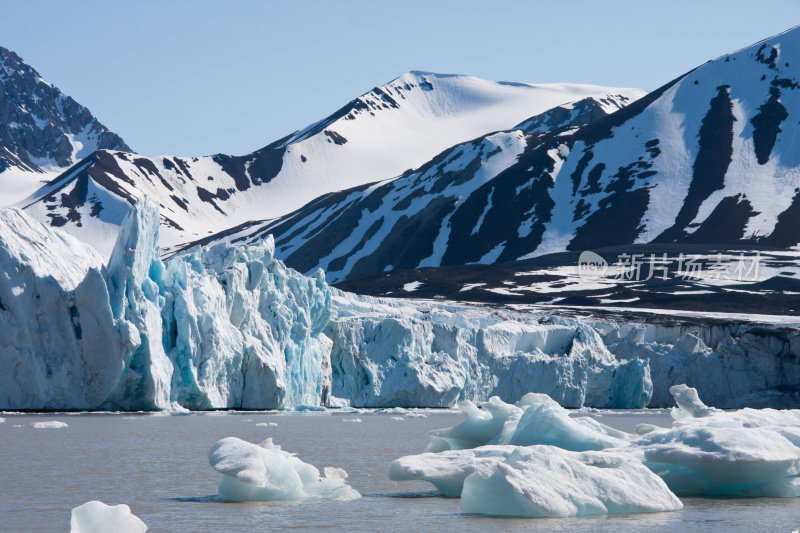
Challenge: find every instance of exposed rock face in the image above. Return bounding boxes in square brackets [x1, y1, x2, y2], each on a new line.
[0, 46, 129, 175]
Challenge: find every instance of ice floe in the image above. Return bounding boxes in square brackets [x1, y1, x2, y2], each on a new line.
[70, 501, 147, 533]
[391, 384, 800, 517]
[209, 437, 360, 502]
[32, 421, 68, 429]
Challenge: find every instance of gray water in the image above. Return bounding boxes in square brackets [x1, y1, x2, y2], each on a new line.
[1, 410, 799, 532]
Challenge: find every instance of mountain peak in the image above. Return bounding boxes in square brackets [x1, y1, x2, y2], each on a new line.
[0, 44, 130, 204]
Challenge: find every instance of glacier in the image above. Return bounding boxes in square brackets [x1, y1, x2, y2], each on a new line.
[0, 199, 331, 410]
[0, 198, 799, 410]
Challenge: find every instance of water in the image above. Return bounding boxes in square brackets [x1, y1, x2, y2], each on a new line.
[1, 410, 799, 532]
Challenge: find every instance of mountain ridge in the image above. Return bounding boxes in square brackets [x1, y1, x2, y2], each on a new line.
[19, 69, 643, 256]
[182, 25, 800, 284]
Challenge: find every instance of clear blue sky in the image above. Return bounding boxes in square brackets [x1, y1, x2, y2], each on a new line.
[2, 0, 798, 156]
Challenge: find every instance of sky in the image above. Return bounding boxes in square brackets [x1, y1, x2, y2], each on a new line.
[1, 0, 799, 157]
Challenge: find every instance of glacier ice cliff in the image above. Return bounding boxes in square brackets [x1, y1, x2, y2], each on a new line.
[0, 199, 799, 410]
[0, 199, 331, 410]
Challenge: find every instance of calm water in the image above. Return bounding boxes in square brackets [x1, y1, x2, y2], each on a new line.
[1, 410, 799, 532]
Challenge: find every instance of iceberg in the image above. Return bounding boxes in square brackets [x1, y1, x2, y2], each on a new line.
[70, 501, 147, 533]
[425, 394, 629, 452]
[460, 446, 682, 517]
[31, 420, 68, 429]
[208, 437, 360, 501]
[426, 397, 521, 452]
[636, 384, 800, 497]
[390, 445, 517, 497]
[395, 384, 800, 511]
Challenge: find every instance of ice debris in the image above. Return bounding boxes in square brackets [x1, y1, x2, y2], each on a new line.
[70, 501, 147, 533]
[208, 437, 360, 502]
[391, 384, 800, 517]
[426, 394, 629, 452]
[32, 421, 68, 429]
[461, 446, 681, 517]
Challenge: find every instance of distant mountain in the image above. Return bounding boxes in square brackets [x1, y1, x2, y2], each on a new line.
[0, 46, 129, 204]
[186, 26, 800, 284]
[20, 71, 643, 256]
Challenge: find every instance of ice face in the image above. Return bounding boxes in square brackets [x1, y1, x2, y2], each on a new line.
[208, 437, 360, 502]
[70, 501, 147, 533]
[0, 199, 333, 410]
[327, 291, 653, 409]
[1, 197, 798, 412]
[459, 446, 682, 517]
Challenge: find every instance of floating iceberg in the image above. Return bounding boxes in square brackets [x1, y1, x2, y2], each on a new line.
[460, 446, 682, 517]
[31, 420, 68, 429]
[208, 437, 360, 501]
[70, 501, 147, 533]
[390, 445, 517, 497]
[425, 394, 629, 452]
[636, 385, 800, 497]
[426, 397, 521, 452]
[394, 384, 800, 514]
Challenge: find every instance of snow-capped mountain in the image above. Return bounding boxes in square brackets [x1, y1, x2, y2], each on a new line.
[189, 26, 800, 284]
[0, 46, 129, 205]
[20, 71, 643, 256]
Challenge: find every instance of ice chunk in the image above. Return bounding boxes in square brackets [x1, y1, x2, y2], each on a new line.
[460, 446, 682, 517]
[32, 421, 68, 429]
[208, 437, 360, 501]
[426, 397, 521, 452]
[669, 384, 717, 419]
[638, 425, 800, 496]
[389, 446, 517, 497]
[497, 393, 630, 450]
[70, 501, 147, 533]
[426, 394, 628, 452]
[342, 418, 362, 423]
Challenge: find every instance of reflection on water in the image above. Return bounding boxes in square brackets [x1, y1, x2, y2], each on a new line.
[0, 410, 799, 532]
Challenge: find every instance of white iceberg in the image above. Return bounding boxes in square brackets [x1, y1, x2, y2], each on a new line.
[32, 420, 68, 429]
[460, 446, 682, 517]
[390, 445, 517, 497]
[426, 394, 629, 452]
[392, 384, 800, 517]
[70, 501, 147, 533]
[208, 437, 360, 502]
[635, 385, 800, 497]
[426, 397, 521, 452]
